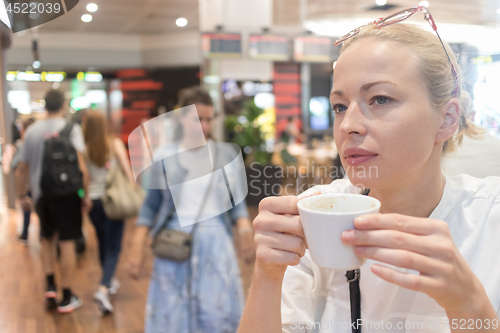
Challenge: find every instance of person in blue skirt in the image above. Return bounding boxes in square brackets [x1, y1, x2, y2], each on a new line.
[127, 87, 255, 333]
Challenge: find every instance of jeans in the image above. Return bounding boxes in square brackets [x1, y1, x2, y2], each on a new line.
[88, 199, 124, 287]
[20, 191, 31, 240]
[20, 209, 31, 239]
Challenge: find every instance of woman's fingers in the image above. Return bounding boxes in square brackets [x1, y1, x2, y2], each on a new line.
[253, 195, 307, 279]
[354, 246, 442, 274]
[254, 213, 305, 239]
[255, 231, 307, 258]
[342, 229, 450, 258]
[258, 196, 300, 215]
[256, 245, 302, 267]
[369, 263, 438, 293]
[353, 213, 447, 236]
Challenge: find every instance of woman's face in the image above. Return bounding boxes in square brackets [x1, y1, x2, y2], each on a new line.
[180, 103, 214, 141]
[331, 38, 446, 189]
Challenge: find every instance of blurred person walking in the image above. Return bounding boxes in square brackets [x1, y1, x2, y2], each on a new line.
[82, 110, 135, 314]
[127, 87, 255, 333]
[11, 118, 36, 244]
[16, 89, 90, 313]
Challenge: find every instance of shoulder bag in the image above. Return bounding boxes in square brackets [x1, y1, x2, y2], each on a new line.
[151, 144, 217, 262]
[102, 141, 145, 220]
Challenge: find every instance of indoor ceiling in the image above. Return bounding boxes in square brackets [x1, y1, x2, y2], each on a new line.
[306, 0, 500, 26]
[33, 0, 500, 34]
[36, 0, 199, 34]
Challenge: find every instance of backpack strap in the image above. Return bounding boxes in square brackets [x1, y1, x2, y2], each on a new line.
[59, 122, 74, 138]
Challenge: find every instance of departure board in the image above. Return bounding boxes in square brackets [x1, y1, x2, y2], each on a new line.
[294, 36, 333, 62]
[249, 34, 289, 61]
[201, 32, 242, 58]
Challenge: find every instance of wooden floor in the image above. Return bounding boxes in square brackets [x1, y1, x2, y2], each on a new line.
[0, 206, 257, 333]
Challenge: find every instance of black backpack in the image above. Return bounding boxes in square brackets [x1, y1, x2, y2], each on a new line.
[40, 122, 83, 197]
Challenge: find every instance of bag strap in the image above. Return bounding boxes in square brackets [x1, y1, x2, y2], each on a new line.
[59, 122, 74, 138]
[189, 141, 218, 235]
[346, 269, 361, 333]
[154, 142, 218, 235]
[346, 188, 370, 333]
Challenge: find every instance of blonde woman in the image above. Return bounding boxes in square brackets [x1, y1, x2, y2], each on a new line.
[82, 111, 135, 314]
[238, 6, 500, 333]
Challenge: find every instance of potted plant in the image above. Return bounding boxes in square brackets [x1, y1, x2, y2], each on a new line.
[225, 100, 280, 205]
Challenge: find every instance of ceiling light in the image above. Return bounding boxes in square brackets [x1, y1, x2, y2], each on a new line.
[86, 3, 98, 12]
[497, 8, 500, 14]
[32, 60, 41, 69]
[419, 1, 429, 7]
[176, 17, 188, 27]
[375, 0, 387, 6]
[81, 14, 92, 22]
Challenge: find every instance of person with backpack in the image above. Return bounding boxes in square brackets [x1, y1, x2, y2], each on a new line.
[16, 89, 90, 313]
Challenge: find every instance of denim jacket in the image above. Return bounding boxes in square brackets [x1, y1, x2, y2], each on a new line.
[135, 141, 249, 236]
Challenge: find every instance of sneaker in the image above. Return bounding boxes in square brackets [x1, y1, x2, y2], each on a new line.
[93, 291, 113, 315]
[108, 278, 120, 295]
[45, 287, 57, 309]
[17, 235, 29, 246]
[57, 295, 82, 314]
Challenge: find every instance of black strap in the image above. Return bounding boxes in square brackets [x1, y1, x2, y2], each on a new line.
[59, 122, 74, 138]
[346, 269, 361, 333]
[346, 188, 370, 333]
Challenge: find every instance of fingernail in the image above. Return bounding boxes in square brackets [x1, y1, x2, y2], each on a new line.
[354, 217, 366, 225]
[342, 230, 354, 241]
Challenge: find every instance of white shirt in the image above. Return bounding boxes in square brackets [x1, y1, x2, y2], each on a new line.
[175, 141, 224, 225]
[282, 175, 500, 333]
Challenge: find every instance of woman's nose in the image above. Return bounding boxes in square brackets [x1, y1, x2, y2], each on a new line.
[338, 102, 366, 136]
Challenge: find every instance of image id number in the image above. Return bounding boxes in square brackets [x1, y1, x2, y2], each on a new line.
[6, 2, 62, 14]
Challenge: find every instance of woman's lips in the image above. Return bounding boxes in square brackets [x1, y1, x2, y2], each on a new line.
[345, 155, 377, 166]
[343, 148, 378, 166]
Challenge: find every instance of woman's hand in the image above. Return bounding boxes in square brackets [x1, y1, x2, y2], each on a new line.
[236, 217, 256, 264]
[81, 196, 92, 213]
[127, 226, 149, 279]
[341, 213, 486, 314]
[19, 195, 31, 212]
[238, 231, 256, 264]
[127, 248, 143, 279]
[253, 196, 307, 281]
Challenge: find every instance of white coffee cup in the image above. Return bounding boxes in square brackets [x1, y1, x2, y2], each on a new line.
[297, 193, 381, 270]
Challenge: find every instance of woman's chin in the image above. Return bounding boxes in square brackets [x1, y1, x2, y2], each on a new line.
[346, 174, 383, 191]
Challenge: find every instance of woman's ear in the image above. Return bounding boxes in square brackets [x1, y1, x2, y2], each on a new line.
[435, 98, 460, 143]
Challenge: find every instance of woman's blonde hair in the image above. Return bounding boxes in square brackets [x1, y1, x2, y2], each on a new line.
[340, 23, 484, 154]
[82, 110, 111, 167]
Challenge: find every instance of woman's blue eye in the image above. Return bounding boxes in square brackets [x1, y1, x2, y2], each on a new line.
[373, 96, 389, 105]
[332, 104, 348, 113]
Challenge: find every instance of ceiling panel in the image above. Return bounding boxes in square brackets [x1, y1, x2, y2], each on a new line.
[32, 0, 500, 34]
[37, 0, 199, 33]
[305, 0, 500, 26]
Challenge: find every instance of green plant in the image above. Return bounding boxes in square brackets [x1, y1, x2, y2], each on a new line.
[225, 100, 273, 165]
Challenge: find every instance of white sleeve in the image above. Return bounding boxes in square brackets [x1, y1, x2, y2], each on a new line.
[281, 251, 322, 333]
[70, 123, 86, 153]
